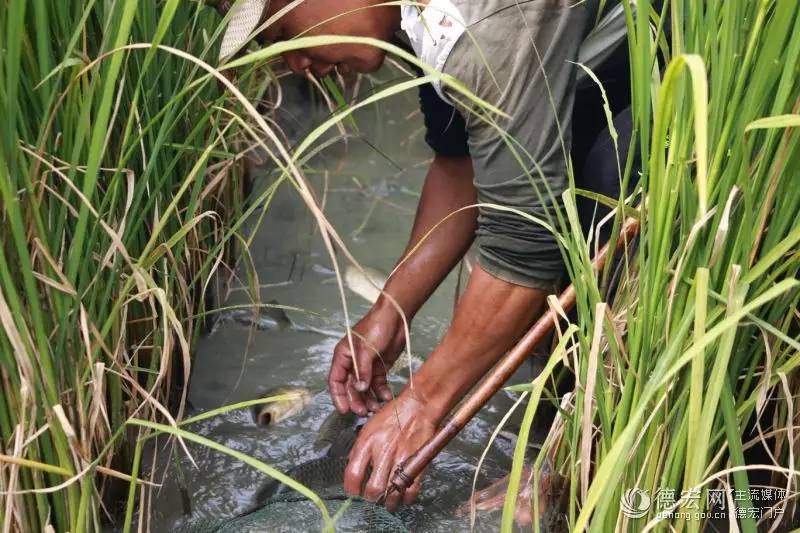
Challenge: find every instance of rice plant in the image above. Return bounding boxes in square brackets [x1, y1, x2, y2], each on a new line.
[0, 0, 500, 528]
[4, 0, 797, 530]
[505, 0, 800, 530]
[0, 2, 264, 530]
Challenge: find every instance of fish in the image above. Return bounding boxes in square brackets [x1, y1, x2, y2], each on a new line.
[252, 409, 362, 505]
[314, 410, 360, 457]
[209, 300, 342, 338]
[210, 299, 292, 334]
[208, 300, 342, 338]
[251, 387, 315, 426]
[344, 265, 388, 304]
[255, 456, 352, 503]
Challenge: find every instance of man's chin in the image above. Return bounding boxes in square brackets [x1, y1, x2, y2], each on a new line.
[352, 53, 386, 74]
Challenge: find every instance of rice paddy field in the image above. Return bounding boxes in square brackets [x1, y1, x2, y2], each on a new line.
[0, 0, 799, 531]
[143, 82, 527, 532]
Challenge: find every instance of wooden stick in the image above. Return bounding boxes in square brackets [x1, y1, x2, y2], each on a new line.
[386, 216, 640, 497]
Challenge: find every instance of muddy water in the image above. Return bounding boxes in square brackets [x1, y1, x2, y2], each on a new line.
[149, 75, 526, 532]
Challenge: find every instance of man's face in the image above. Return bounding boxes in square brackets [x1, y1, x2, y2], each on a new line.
[262, 0, 396, 77]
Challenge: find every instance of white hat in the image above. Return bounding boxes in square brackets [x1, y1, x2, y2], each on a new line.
[218, 0, 270, 62]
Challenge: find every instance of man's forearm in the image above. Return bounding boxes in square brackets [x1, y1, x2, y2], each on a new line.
[375, 154, 476, 319]
[403, 265, 548, 421]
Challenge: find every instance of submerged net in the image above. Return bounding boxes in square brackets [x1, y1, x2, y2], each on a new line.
[180, 456, 408, 533]
[215, 491, 407, 533]
[179, 490, 407, 533]
[175, 420, 523, 532]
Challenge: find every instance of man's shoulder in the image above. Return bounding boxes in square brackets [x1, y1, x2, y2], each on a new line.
[452, 0, 596, 28]
[451, 0, 534, 27]
[442, 0, 591, 98]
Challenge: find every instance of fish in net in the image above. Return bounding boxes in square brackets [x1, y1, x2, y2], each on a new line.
[212, 491, 407, 532]
[174, 406, 551, 532]
[178, 415, 408, 532]
[244, 454, 409, 532]
[178, 457, 407, 532]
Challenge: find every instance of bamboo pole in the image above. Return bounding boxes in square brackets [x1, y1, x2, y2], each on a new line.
[386, 216, 641, 497]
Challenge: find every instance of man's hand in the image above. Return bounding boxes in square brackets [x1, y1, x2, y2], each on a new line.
[328, 304, 407, 416]
[328, 155, 476, 415]
[342, 266, 549, 509]
[344, 392, 437, 510]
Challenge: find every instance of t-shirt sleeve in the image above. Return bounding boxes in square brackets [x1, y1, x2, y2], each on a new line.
[442, 1, 591, 290]
[417, 82, 470, 157]
[390, 34, 470, 157]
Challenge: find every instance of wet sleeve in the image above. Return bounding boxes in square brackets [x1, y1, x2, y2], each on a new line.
[442, 1, 591, 291]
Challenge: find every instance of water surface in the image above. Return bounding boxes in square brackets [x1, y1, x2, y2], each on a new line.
[149, 73, 525, 532]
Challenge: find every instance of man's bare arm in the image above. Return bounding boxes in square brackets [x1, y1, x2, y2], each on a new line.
[405, 265, 547, 420]
[344, 264, 548, 508]
[328, 154, 477, 414]
[375, 154, 477, 318]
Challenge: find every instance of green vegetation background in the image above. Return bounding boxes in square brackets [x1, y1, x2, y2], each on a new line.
[0, 0, 799, 531]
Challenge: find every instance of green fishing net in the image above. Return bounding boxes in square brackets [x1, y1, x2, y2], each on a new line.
[179, 491, 407, 533]
[215, 491, 407, 533]
[179, 457, 408, 533]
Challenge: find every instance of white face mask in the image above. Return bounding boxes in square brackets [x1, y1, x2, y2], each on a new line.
[400, 0, 467, 103]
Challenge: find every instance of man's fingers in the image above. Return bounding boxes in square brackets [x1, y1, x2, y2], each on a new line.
[371, 374, 393, 402]
[329, 344, 356, 414]
[331, 336, 370, 392]
[364, 445, 393, 502]
[472, 492, 505, 512]
[380, 458, 404, 512]
[346, 377, 369, 417]
[329, 384, 350, 415]
[395, 449, 423, 507]
[383, 459, 405, 513]
[385, 489, 403, 512]
[353, 350, 374, 392]
[344, 438, 371, 496]
[365, 393, 380, 413]
[328, 366, 351, 415]
[328, 345, 353, 382]
[403, 476, 422, 505]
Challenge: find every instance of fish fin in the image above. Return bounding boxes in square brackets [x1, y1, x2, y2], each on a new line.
[326, 428, 358, 458]
[252, 478, 282, 507]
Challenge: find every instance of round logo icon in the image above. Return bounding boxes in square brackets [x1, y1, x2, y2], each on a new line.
[620, 488, 651, 518]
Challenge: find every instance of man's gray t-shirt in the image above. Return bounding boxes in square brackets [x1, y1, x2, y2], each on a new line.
[412, 0, 623, 290]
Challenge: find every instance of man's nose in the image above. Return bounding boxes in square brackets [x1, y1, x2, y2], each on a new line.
[283, 51, 312, 74]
